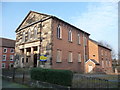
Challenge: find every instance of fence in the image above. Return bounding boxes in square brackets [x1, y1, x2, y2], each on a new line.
[2, 68, 31, 85]
[2, 68, 118, 88]
[72, 74, 109, 88]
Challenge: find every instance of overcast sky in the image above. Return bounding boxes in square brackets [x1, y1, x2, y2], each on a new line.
[1, 2, 118, 56]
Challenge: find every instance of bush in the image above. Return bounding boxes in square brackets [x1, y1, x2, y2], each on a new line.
[30, 68, 73, 86]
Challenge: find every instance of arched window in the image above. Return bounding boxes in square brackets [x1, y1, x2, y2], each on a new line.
[22, 32, 25, 42]
[34, 26, 38, 39]
[57, 25, 62, 39]
[68, 30, 72, 42]
[28, 29, 31, 41]
[78, 34, 81, 44]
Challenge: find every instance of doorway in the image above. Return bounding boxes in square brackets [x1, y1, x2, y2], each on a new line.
[34, 54, 37, 67]
[88, 65, 93, 73]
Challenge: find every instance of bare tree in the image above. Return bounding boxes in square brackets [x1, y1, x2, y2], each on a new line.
[98, 41, 117, 59]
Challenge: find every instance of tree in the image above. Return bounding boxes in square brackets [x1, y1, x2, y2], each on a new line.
[98, 41, 117, 59]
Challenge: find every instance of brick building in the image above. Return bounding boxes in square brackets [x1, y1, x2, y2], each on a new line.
[0, 38, 15, 69]
[14, 11, 90, 73]
[85, 39, 113, 74]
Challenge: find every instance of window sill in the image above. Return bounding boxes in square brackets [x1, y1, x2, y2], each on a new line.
[2, 60, 6, 61]
[57, 38, 62, 40]
[68, 41, 73, 43]
[56, 61, 62, 63]
[68, 62, 73, 63]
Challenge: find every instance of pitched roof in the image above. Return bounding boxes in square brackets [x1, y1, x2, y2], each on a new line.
[89, 38, 112, 51]
[0, 37, 15, 48]
[86, 59, 100, 65]
[16, 11, 90, 35]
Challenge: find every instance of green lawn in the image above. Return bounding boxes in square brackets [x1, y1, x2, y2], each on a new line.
[2, 79, 30, 88]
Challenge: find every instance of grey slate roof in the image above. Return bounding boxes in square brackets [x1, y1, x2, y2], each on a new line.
[0, 37, 15, 48]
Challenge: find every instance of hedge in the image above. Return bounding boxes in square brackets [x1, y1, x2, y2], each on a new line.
[30, 68, 73, 86]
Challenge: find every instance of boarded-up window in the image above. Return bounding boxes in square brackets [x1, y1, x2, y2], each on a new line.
[68, 52, 73, 62]
[78, 53, 81, 62]
[56, 50, 62, 62]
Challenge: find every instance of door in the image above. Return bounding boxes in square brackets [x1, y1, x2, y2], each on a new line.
[34, 54, 37, 67]
[88, 65, 93, 73]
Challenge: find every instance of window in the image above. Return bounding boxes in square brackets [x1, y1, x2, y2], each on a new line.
[22, 57, 24, 63]
[101, 50, 103, 56]
[68, 30, 72, 42]
[9, 63, 13, 68]
[2, 55, 6, 61]
[10, 48, 14, 53]
[57, 25, 62, 39]
[78, 53, 81, 62]
[78, 34, 81, 44]
[109, 61, 111, 67]
[106, 61, 108, 67]
[85, 54, 88, 61]
[3, 48, 7, 53]
[68, 52, 73, 62]
[105, 51, 107, 57]
[10, 55, 14, 61]
[28, 29, 31, 41]
[102, 60, 104, 68]
[84, 37, 87, 46]
[22, 32, 25, 42]
[34, 26, 38, 39]
[56, 50, 62, 62]
[26, 58, 29, 63]
[2, 63, 5, 68]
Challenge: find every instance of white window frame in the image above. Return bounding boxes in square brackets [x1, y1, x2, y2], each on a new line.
[57, 25, 62, 39]
[34, 26, 38, 39]
[78, 34, 81, 44]
[68, 30, 72, 42]
[68, 52, 73, 62]
[10, 55, 14, 61]
[2, 63, 5, 68]
[56, 50, 62, 62]
[10, 48, 14, 53]
[3, 48, 7, 53]
[2, 55, 6, 61]
[78, 53, 81, 62]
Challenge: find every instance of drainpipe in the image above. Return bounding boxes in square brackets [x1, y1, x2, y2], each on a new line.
[83, 33, 86, 73]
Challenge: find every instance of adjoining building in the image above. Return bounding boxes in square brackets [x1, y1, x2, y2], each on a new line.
[0, 38, 15, 69]
[14, 11, 90, 73]
[85, 39, 113, 74]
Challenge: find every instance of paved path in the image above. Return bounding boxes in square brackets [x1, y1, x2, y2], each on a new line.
[2, 79, 29, 88]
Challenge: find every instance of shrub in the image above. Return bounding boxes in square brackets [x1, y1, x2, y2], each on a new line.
[30, 68, 73, 86]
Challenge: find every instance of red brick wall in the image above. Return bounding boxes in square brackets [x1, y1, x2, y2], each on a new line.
[98, 46, 113, 73]
[1, 47, 14, 69]
[51, 18, 89, 73]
